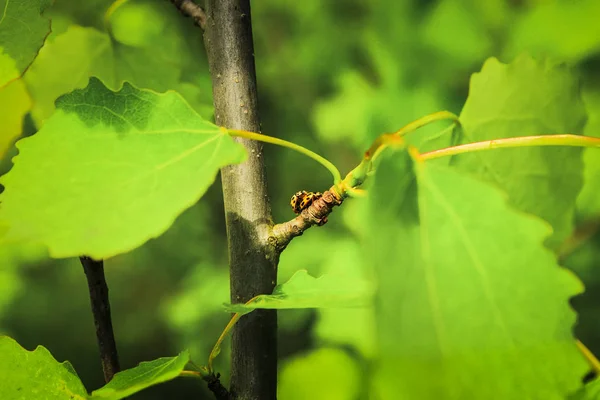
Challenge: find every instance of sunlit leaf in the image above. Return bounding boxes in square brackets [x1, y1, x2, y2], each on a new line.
[0, 336, 88, 399]
[366, 149, 587, 399]
[0, 78, 246, 259]
[24, 1, 212, 125]
[226, 269, 374, 316]
[0, 78, 31, 157]
[0, 0, 51, 87]
[23, 26, 114, 125]
[90, 351, 189, 400]
[453, 55, 587, 247]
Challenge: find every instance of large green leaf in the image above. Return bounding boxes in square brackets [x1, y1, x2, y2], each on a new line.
[311, 238, 377, 359]
[0, 336, 190, 400]
[226, 269, 374, 315]
[24, 2, 212, 126]
[453, 55, 587, 247]
[0, 78, 246, 259]
[366, 149, 587, 399]
[23, 26, 115, 125]
[0, 336, 88, 399]
[90, 352, 189, 399]
[0, 78, 31, 157]
[0, 0, 51, 87]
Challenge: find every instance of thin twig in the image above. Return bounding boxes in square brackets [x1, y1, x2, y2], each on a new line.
[180, 370, 231, 400]
[80, 256, 120, 382]
[204, 373, 231, 400]
[169, 0, 206, 29]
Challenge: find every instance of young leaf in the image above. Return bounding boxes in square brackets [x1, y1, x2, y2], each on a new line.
[0, 336, 88, 399]
[226, 269, 374, 316]
[0, 0, 51, 87]
[453, 55, 587, 247]
[366, 150, 588, 399]
[0, 78, 246, 259]
[90, 351, 189, 400]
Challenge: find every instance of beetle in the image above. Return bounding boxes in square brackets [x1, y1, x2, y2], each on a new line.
[290, 190, 322, 214]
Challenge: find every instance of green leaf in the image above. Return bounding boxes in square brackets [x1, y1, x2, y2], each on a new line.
[569, 378, 600, 400]
[0, 336, 189, 400]
[90, 351, 189, 400]
[278, 348, 362, 400]
[0, 336, 88, 400]
[0, 0, 51, 87]
[312, 68, 448, 154]
[0, 78, 31, 157]
[507, 0, 600, 62]
[310, 238, 377, 358]
[453, 55, 587, 247]
[24, 2, 212, 126]
[420, 0, 492, 68]
[23, 26, 115, 125]
[0, 78, 246, 259]
[225, 269, 374, 316]
[366, 149, 587, 399]
[577, 89, 600, 221]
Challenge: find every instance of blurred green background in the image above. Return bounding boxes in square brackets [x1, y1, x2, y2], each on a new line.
[1, 0, 600, 398]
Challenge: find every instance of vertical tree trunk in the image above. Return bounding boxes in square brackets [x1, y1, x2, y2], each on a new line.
[203, 1, 278, 399]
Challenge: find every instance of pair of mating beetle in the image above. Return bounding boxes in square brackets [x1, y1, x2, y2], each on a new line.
[290, 190, 322, 214]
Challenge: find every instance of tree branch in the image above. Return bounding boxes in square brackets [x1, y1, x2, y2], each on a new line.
[169, 0, 206, 29]
[80, 256, 120, 382]
[204, 373, 232, 400]
[203, 1, 278, 399]
[271, 189, 343, 252]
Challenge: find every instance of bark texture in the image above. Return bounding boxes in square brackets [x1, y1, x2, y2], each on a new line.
[203, 1, 278, 399]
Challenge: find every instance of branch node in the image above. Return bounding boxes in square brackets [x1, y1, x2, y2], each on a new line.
[203, 372, 231, 400]
[271, 188, 343, 252]
[169, 0, 207, 29]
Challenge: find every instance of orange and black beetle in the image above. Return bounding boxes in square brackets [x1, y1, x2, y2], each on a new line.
[290, 190, 322, 214]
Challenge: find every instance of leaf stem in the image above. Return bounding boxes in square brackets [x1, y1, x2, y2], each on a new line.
[179, 370, 204, 378]
[104, 0, 129, 30]
[228, 129, 342, 183]
[365, 111, 459, 163]
[207, 294, 262, 373]
[420, 134, 600, 161]
[577, 340, 600, 375]
[392, 110, 459, 137]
